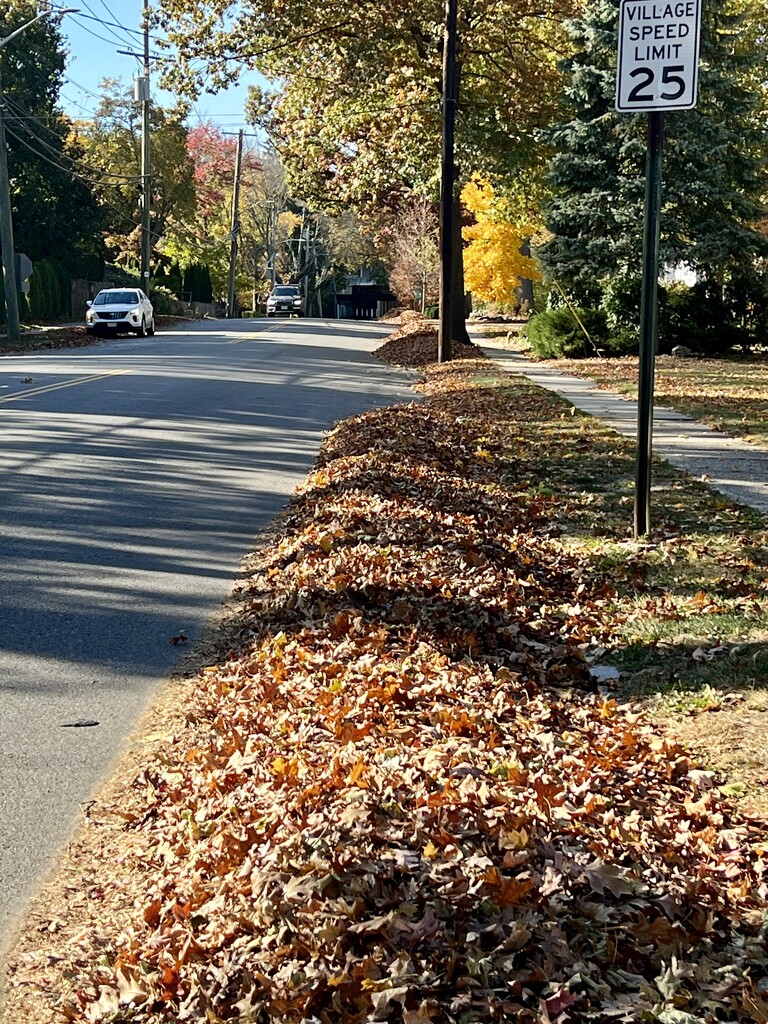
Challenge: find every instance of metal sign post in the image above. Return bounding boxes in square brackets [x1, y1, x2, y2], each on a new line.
[615, 0, 702, 537]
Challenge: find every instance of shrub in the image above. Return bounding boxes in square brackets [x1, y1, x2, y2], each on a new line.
[601, 275, 642, 334]
[103, 264, 141, 288]
[725, 269, 768, 349]
[524, 306, 612, 358]
[149, 286, 186, 316]
[28, 259, 65, 320]
[661, 281, 747, 355]
[51, 261, 72, 318]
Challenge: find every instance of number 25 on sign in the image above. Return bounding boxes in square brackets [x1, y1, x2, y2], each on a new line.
[616, 0, 702, 112]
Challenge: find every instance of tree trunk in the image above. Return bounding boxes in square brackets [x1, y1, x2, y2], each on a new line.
[519, 238, 535, 313]
[451, 188, 470, 346]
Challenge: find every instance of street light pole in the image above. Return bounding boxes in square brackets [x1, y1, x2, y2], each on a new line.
[0, 9, 78, 342]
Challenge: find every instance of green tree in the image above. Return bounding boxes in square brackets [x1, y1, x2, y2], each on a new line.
[161, 122, 271, 302]
[183, 263, 213, 303]
[77, 80, 196, 273]
[153, 0, 579, 330]
[539, 0, 768, 303]
[1, 1, 105, 283]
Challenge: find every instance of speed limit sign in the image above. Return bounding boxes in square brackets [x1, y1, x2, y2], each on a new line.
[616, 0, 702, 111]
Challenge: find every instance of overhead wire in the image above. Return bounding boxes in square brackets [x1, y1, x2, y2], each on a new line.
[2, 122, 139, 230]
[48, 4, 169, 46]
[75, 0, 136, 49]
[4, 95, 142, 181]
[95, 0, 134, 37]
[3, 119, 140, 189]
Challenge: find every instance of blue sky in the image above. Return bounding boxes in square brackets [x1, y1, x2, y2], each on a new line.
[57, 2, 265, 131]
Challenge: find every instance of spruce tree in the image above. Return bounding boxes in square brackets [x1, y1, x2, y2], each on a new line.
[539, 0, 768, 304]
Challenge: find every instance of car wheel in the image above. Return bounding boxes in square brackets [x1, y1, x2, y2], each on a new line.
[147, 317, 155, 336]
[136, 317, 147, 338]
[86, 327, 94, 335]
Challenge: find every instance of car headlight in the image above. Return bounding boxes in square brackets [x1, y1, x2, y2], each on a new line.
[293, 298, 301, 305]
[86, 310, 94, 322]
[130, 307, 141, 320]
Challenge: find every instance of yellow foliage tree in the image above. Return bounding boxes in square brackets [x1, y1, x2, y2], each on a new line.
[461, 178, 541, 306]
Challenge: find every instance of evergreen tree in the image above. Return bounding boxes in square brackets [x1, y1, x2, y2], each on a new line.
[539, 0, 768, 303]
[183, 263, 213, 302]
[166, 262, 183, 297]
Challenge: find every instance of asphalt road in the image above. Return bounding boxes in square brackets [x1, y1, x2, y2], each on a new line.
[0, 316, 411, 950]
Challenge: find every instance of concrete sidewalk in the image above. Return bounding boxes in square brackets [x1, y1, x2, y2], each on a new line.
[477, 339, 768, 516]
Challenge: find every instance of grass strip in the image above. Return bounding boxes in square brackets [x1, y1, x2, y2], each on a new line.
[482, 326, 768, 449]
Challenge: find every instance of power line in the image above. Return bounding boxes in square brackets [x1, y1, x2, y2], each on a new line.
[4, 96, 142, 181]
[49, 4, 169, 45]
[62, 74, 103, 100]
[68, 15, 140, 51]
[3, 122, 139, 230]
[95, 0, 132, 37]
[3, 120, 140, 191]
[76, 0, 135, 48]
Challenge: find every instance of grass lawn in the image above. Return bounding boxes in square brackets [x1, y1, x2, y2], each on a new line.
[2, 354, 767, 1023]
[474, 324, 768, 448]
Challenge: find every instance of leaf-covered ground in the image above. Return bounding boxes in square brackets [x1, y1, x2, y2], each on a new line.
[0, 317, 195, 355]
[2, 350, 768, 1024]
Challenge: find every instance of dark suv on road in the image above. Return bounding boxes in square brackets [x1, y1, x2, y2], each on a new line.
[266, 285, 304, 317]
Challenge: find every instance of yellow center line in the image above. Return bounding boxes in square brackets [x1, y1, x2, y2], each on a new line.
[228, 321, 289, 344]
[0, 368, 132, 406]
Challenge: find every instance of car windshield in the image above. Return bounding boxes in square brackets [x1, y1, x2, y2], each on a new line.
[272, 287, 299, 297]
[94, 291, 139, 305]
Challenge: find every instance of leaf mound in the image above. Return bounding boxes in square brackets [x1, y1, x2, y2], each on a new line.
[16, 365, 768, 1024]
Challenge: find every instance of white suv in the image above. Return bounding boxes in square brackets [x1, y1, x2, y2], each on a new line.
[86, 289, 155, 337]
[267, 285, 303, 317]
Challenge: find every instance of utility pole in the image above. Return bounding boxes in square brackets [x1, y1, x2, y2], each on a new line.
[270, 200, 277, 288]
[438, 0, 458, 363]
[0, 63, 19, 341]
[140, 0, 151, 288]
[227, 129, 244, 318]
[0, 10, 78, 340]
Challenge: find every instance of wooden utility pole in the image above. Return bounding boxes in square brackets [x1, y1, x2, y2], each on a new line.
[438, 0, 458, 363]
[227, 129, 244, 318]
[0, 63, 19, 341]
[140, 0, 151, 288]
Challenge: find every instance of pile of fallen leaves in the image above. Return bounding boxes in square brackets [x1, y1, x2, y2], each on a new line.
[0, 316, 194, 355]
[375, 313, 480, 368]
[6, 363, 768, 1024]
[0, 326, 92, 353]
[378, 307, 409, 323]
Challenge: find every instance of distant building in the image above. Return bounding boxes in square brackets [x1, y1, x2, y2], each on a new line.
[661, 263, 699, 287]
[335, 279, 398, 320]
